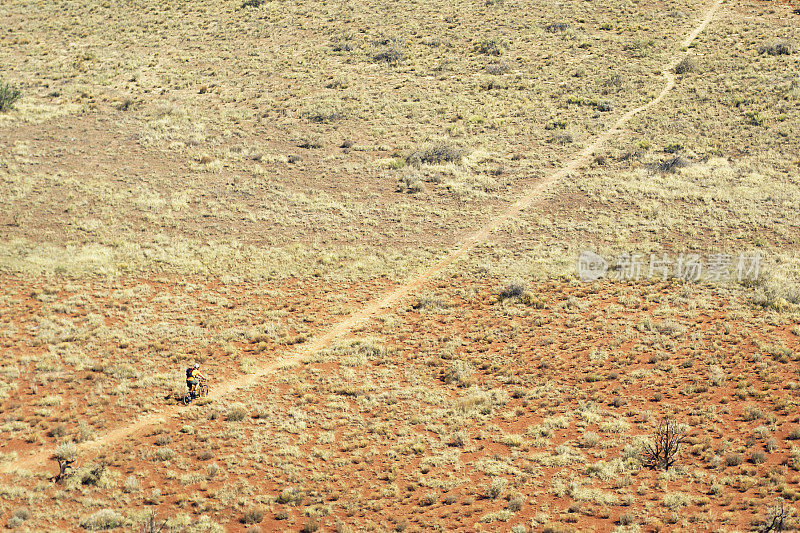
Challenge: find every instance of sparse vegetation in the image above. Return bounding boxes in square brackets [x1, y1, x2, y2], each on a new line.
[0, 0, 799, 531]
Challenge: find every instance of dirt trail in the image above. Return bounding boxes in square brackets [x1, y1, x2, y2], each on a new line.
[2, 0, 723, 474]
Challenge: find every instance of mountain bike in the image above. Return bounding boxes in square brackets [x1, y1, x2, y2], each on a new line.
[183, 379, 209, 405]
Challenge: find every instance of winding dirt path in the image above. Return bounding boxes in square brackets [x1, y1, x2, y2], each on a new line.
[2, 0, 723, 474]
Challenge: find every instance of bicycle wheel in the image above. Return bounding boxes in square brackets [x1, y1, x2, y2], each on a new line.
[183, 392, 192, 405]
[199, 383, 209, 397]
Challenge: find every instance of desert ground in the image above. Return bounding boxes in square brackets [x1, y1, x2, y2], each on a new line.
[1, 0, 800, 531]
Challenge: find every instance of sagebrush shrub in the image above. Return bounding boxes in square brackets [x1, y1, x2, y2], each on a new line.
[406, 143, 465, 166]
[545, 22, 570, 33]
[499, 280, 526, 299]
[226, 406, 248, 421]
[373, 47, 405, 65]
[0, 79, 21, 112]
[475, 39, 504, 56]
[653, 156, 690, 174]
[241, 507, 265, 524]
[674, 57, 695, 74]
[444, 360, 474, 387]
[760, 41, 795, 56]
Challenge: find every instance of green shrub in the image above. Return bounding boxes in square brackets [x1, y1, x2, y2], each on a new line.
[744, 110, 765, 126]
[0, 79, 21, 112]
[545, 119, 567, 130]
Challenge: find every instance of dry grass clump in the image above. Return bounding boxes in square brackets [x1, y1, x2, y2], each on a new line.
[748, 276, 800, 312]
[486, 61, 510, 75]
[80, 509, 125, 531]
[396, 170, 425, 194]
[444, 360, 474, 387]
[226, 406, 248, 422]
[241, 506, 265, 524]
[302, 103, 347, 124]
[53, 441, 77, 462]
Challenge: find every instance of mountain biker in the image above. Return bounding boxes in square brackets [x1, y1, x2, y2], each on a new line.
[186, 363, 206, 396]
